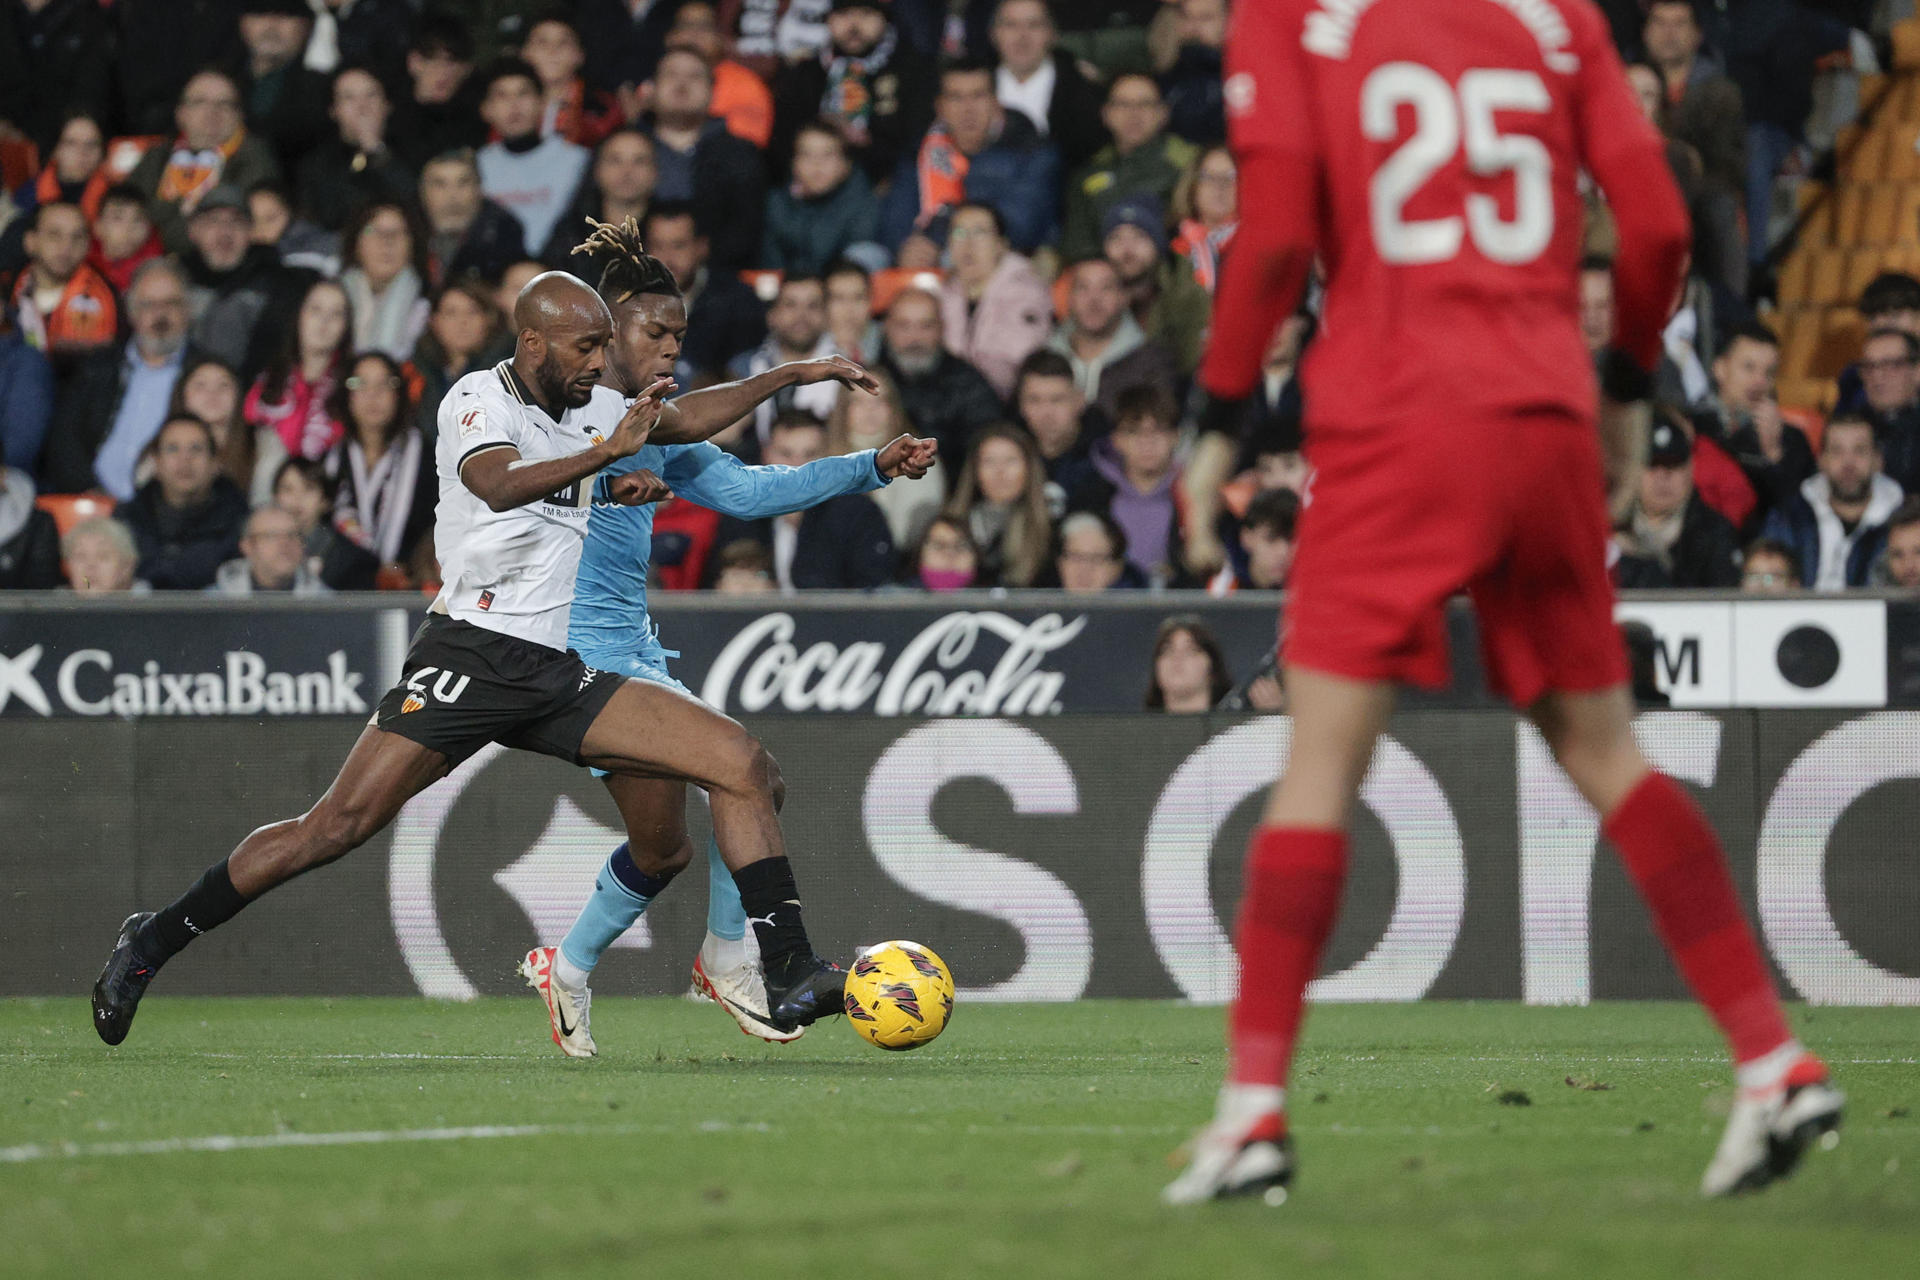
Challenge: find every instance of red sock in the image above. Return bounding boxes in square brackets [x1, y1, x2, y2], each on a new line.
[1227, 826, 1349, 1088]
[1603, 773, 1792, 1064]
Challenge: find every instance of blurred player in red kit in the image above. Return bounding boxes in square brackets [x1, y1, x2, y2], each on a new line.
[1164, 0, 1842, 1204]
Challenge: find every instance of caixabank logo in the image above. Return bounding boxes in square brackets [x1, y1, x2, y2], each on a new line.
[0, 644, 368, 716]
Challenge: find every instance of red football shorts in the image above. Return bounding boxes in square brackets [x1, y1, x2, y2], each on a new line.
[1280, 410, 1627, 708]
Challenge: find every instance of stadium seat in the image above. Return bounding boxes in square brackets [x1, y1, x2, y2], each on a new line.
[1893, 18, 1920, 72]
[1813, 309, 1867, 379]
[0, 138, 37, 192]
[1781, 405, 1826, 453]
[1777, 253, 1814, 307]
[35, 494, 115, 538]
[868, 267, 944, 315]
[1776, 376, 1826, 412]
[1835, 183, 1868, 244]
[1796, 184, 1835, 248]
[1861, 183, 1902, 244]
[1777, 309, 1819, 380]
[1807, 247, 1849, 304]
[1846, 248, 1891, 298]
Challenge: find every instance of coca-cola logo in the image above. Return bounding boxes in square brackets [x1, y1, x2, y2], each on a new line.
[699, 611, 1086, 715]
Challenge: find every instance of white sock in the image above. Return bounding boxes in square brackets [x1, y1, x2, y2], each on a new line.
[701, 930, 753, 970]
[1216, 1082, 1286, 1125]
[553, 952, 592, 990]
[1734, 1039, 1805, 1093]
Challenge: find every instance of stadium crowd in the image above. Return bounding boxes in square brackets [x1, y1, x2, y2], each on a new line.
[0, 0, 1915, 599]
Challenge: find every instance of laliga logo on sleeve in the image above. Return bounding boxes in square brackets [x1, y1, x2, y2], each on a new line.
[459, 407, 486, 440]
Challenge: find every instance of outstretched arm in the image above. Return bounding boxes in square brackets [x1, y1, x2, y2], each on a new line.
[662, 434, 936, 519]
[649, 356, 882, 444]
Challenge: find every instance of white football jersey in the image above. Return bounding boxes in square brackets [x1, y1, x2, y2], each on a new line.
[429, 363, 625, 652]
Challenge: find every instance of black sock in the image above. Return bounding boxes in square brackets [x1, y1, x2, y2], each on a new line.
[135, 858, 250, 963]
[731, 856, 814, 976]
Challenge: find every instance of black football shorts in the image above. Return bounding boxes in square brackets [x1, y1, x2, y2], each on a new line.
[373, 614, 626, 765]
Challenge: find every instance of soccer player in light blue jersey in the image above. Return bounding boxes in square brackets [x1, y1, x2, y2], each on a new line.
[520, 218, 936, 1056]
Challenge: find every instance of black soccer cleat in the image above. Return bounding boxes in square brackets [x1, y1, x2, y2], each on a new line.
[764, 955, 847, 1030]
[91, 912, 161, 1046]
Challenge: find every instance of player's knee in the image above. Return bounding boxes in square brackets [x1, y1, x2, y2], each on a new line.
[729, 735, 782, 805]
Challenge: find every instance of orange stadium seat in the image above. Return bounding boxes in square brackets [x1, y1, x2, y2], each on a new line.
[1860, 182, 1902, 245]
[1781, 406, 1826, 454]
[1834, 181, 1867, 242]
[1777, 253, 1814, 307]
[1777, 309, 1819, 380]
[869, 267, 944, 315]
[1813, 309, 1867, 379]
[1776, 376, 1826, 412]
[35, 494, 116, 538]
[1846, 248, 1890, 298]
[1795, 185, 1835, 249]
[1806, 247, 1849, 305]
[0, 138, 37, 191]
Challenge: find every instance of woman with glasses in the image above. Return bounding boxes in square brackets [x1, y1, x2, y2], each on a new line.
[324, 351, 436, 587]
[340, 201, 431, 360]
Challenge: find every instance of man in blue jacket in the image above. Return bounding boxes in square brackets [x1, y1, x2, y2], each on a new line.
[1761, 415, 1905, 589]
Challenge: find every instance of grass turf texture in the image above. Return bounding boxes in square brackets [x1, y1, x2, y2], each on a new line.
[4, 1000, 1915, 1279]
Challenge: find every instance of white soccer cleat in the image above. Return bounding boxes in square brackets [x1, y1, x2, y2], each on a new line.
[1700, 1054, 1844, 1197]
[519, 946, 597, 1059]
[689, 931, 804, 1044]
[1162, 1108, 1294, 1206]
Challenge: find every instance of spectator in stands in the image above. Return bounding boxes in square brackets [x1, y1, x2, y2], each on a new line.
[937, 202, 1051, 400]
[1014, 347, 1101, 499]
[10, 113, 110, 232]
[1145, 614, 1230, 712]
[577, 0, 682, 98]
[211, 503, 330, 596]
[1687, 324, 1792, 532]
[10, 202, 116, 359]
[1739, 537, 1801, 594]
[1171, 144, 1235, 294]
[942, 423, 1053, 587]
[308, 0, 416, 88]
[478, 58, 590, 260]
[1614, 419, 1742, 589]
[772, 0, 934, 185]
[989, 0, 1106, 172]
[544, 129, 656, 270]
[763, 121, 881, 275]
[0, 305, 51, 472]
[1072, 383, 1186, 586]
[418, 151, 526, 289]
[727, 273, 842, 456]
[46, 259, 198, 498]
[1762, 416, 1904, 590]
[909, 513, 979, 591]
[1159, 0, 1225, 146]
[644, 202, 766, 384]
[1048, 257, 1179, 423]
[116, 0, 244, 139]
[245, 277, 352, 461]
[1624, 55, 1741, 299]
[182, 187, 287, 376]
[1836, 272, 1920, 414]
[1210, 487, 1299, 595]
[713, 410, 895, 589]
[712, 538, 777, 593]
[326, 351, 436, 582]
[118, 415, 250, 590]
[665, 3, 775, 149]
[1102, 195, 1207, 374]
[880, 58, 1059, 262]
[1054, 509, 1141, 592]
[413, 280, 512, 438]
[826, 364, 940, 547]
[247, 180, 338, 277]
[61, 515, 144, 594]
[238, 0, 331, 169]
[337, 203, 426, 363]
[0, 461, 59, 588]
[1877, 499, 1920, 590]
[1858, 327, 1920, 497]
[88, 184, 164, 295]
[172, 356, 279, 506]
[521, 11, 621, 147]
[878, 287, 1002, 467]
[1640, 1, 1744, 218]
[494, 259, 547, 326]
[130, 69, 283, 255]
[639, 48, 766, 268]
[395, 14, 488, 168]
[1579, 256, 1614, 355]
[271, 455, 375, 589]
[0, 0, 111, 156]
[824, 258, 879, 362]
[1061, 73, 1196, 262]
[295, 67, 417, 233]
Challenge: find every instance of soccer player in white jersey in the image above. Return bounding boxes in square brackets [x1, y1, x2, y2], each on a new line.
[517, 218, 937, 1055]
[92, 274, 854, 1044]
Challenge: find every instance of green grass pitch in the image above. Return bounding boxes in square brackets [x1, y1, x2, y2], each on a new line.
[5, 999, 1916, 1279]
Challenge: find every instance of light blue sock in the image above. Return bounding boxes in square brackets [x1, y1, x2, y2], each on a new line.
[559, 843, 661, 974]
[705, 835, 747, 941]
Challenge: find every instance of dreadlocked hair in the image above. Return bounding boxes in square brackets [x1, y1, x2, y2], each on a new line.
[571, 216, 681, 306]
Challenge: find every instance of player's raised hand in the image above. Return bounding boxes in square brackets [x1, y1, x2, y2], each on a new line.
[608, 469, 673, 506]
[875, 434, 937, 480]
[792, 355, 882, 395]
[608, 376, 675, 457]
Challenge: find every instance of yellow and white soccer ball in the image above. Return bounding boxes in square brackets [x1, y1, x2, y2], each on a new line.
[842, 940, 954, 1051]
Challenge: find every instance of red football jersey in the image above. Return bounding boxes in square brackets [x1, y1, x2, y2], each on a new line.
[1203, 0, 1688, 429]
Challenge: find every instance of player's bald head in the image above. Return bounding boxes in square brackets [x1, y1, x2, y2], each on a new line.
[514, 271, 612, 337]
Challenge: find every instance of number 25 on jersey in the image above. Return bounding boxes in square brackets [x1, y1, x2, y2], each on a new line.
[1364, 64, 1552, 266]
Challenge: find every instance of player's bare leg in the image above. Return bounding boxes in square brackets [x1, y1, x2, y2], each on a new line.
[1527, 685, 1843, 1196]
[575, 680, 844, 1028]
[1165, 667, 1394, 1205]
[92, 729, 450, 1044]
